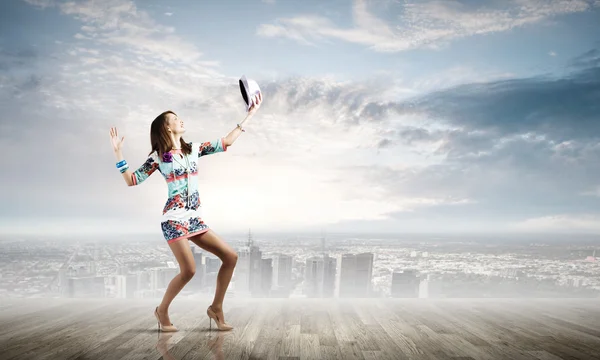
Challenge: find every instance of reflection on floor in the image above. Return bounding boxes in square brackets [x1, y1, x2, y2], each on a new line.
[1, 298, 600, 360]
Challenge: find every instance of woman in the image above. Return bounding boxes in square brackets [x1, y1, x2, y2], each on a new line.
[109, 92, 262, 332]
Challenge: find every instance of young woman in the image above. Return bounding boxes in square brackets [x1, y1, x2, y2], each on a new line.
[109, 92, 262, 332]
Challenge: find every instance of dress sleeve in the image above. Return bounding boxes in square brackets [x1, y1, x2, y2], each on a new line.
[198, 138, 227, 157]
[131, 152, 160, 186]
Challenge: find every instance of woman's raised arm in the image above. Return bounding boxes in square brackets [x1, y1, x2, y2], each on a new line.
[110, 127, 159, 186]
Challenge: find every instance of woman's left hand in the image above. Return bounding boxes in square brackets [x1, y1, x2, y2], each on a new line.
[247, 92, 263, 117]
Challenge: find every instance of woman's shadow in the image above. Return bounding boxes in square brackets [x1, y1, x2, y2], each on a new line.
[156, 329, 228, 360]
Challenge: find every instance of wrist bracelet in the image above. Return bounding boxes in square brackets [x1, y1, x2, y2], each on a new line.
[116, 160, 127, 168]
[119, 165, 129, 173]
[237, 124, 245, 132]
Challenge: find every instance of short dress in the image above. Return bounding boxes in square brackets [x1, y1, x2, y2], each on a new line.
[130, 138, 227, 243]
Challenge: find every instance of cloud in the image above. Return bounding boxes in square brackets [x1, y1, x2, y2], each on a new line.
[23, 0, 54, 9]
[1, 1, 234, 233]
[508, 214, 600, 233]
[4, 0, 422, 235]
[569, 48, 600, 70]
[5, 0, 600, 235]
[405, 70, 600, 145]
[321, 46, 600, 233]
[257, 0, 598, 52]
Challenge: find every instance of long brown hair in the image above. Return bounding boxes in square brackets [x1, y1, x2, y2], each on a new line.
[149, 110, 192, 158]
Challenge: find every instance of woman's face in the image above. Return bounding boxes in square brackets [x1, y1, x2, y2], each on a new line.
[166, 112, 185, 135]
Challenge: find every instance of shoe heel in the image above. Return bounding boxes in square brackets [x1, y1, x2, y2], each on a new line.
[154, 306, 178, 332]
[155, 307, 161, 331]
[207, 305, 233, 331]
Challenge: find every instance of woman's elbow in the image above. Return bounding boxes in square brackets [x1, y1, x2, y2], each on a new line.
[126, 174, 136, 187]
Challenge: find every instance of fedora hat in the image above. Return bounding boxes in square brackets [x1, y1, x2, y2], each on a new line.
[239, 75, 261, 111]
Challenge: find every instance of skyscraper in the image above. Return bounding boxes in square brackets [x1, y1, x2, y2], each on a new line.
[188, 247, 204, 291]
[304, 255, 336, 298]
[419, 273, 430, 298]
[234, 229, 264, 297]
[337, 253, 374, 298]
[273, 254, 293, 290]
[115, 275, 127, 298]
[391, 269, 420, 298]
[356, 253, 374, 296]
[322, 255, 336, 297]
[260, 258, 273, 297]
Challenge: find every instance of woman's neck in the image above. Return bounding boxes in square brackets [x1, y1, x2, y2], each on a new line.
[170, 134, 182, 150]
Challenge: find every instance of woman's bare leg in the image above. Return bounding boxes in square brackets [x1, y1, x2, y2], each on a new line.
[157, 238, 196, 325]
[188, 229, 238, 320]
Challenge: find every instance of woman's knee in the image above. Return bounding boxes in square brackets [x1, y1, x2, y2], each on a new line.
[180, 267, 196, 282]
[223, 251, 238, 267]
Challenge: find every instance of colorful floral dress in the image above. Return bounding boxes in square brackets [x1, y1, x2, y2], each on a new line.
[131, 139, 227, 243]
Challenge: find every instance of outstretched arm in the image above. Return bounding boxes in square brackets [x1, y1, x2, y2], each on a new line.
[223, 92, 262, 147]
[114, 150, 159, 186]
[110, 127, 159, 186]
[223, 123, 245, 148]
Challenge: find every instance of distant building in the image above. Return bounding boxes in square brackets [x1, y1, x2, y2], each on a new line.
[150, 267, 178, 298]
[418, 274, 431, 298]
[273, 254, 293, 292]
[67, 276, 105, 298]
[337, 253, 374, 298]
[260, 258, 273, 296]
[391, 270, 419, 298]
[205, 257, 221, 273]
[114, 275, 127, 298]
[234, 230, 269, 297]
[304, 255, 336, 298]
[188, 247, 204, 291]
[248, 245, 263, 297]
[125, 273, 138, 298]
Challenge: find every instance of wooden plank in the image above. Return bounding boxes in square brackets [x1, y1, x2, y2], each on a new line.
[528, 350, 569, 360]
[320, 345, 344, 360]
[81, 303, 196, 360]
[3, 301, 122, 360]
[299, 333, 321, 360]
[315, 304, 338, 347]
[249, 301, 285, 360]
[2, 298, 600, 360]
[118, 301, 203, 360]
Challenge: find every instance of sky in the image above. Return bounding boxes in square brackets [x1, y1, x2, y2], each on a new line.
[1, 0, 600, 237]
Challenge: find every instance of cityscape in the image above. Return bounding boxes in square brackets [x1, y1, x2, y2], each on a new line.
[1, 231, 599, 300]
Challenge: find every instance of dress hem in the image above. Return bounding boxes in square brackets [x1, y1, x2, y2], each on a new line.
[166, 228, 210, 244]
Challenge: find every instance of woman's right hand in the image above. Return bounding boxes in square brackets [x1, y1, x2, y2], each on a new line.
[109, 127, 125, 152]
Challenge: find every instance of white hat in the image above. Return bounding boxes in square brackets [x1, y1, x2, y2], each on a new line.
[239, 75, 261, 111]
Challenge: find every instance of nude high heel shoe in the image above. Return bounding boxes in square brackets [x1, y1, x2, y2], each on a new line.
[154, 306, 178, 332]
[207, 305, 233, 331]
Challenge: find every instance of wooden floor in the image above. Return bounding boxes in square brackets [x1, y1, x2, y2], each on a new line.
[0, 298, 599, 360]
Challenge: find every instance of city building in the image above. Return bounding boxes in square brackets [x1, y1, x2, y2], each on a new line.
[304, 255, 336, 298]
[336, 253, 374, 298]
[391, 269, 420, 298]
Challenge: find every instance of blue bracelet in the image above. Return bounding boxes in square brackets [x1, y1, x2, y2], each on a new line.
[116, 160, 127, 168]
